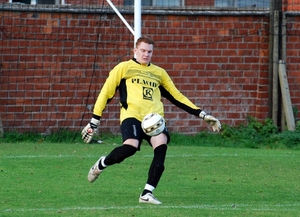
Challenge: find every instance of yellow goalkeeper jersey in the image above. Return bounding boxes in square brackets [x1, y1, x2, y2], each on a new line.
[93, 58, 201, 123]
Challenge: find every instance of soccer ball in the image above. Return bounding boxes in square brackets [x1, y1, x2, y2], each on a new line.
[141, 113, 165, 136]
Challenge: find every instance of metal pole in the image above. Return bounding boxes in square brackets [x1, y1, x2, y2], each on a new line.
[272, 10, 279, 125]
[134, 0, 142, 45]
[268, 0, 274, 120]
[106, 0, 135, 36]
[278, 60, 295, 131]
[0, 116, 3, 138]
[281, 12, 287, 130]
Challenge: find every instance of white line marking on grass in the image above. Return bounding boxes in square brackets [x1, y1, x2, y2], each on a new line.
[1, 152, 300, 159]
[0, 154, 94, 159]
[0, 154, 300, 159]
[3, 203, 300, 213]
[145, 153, 300, 158]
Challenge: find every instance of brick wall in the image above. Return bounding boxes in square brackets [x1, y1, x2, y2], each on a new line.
[284, 0, 300, 11]
[286, 16, 300, 113]
[0, 7, 299, 134]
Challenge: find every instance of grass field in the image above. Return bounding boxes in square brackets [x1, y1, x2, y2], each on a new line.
[1, 142, 300, 217]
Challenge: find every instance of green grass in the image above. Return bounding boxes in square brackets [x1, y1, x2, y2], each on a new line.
[2, 116, 300, 150]
[1, 142, 300, 217]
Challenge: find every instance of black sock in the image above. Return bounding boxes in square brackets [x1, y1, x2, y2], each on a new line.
[142, 190, 152, 196]
[98, 145, 137, 170]
[145, 144, 167, 191]
[98, 157, 106, 170]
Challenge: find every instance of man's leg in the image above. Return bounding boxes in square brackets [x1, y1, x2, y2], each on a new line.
[88, 118, 141, 183]
[141, 144, 167, 194]
[88, 143, 137, 183]
[100, 144, 137, 168]
[139, 138, 168, 205]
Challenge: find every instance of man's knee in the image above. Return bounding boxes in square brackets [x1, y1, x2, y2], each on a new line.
[105, 145, 137, 165]
[154, 144, 167, 157]
[151, 144, 167, 171]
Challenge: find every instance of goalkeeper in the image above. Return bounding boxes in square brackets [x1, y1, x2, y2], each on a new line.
[81, 36, 221, 205]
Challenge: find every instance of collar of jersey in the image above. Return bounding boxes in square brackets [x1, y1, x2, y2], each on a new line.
[132, 58, 151, 66]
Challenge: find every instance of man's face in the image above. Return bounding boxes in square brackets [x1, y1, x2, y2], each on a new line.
[134, 42, 153, 65]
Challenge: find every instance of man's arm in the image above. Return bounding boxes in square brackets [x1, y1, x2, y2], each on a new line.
[160, 72, 221, 132]
[81, 62, 125, 143]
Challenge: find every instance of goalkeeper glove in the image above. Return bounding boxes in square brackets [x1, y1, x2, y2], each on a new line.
[81, 117, 100, 143]
[199, 111, 221, 132]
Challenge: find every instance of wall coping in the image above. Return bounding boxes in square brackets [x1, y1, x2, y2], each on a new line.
[0, 4, 270, 16]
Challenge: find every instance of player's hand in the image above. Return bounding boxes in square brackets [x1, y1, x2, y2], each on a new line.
[81, 118, 100, 143]
[199, 111, 221, 132]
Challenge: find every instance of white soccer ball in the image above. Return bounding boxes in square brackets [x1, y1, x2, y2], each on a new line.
[141, 113, 165, 136]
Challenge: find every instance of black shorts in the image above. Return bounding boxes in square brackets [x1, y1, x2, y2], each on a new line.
[120, 118, 170, 150]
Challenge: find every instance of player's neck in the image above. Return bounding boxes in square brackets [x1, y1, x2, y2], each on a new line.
[132, 58, 151, 66]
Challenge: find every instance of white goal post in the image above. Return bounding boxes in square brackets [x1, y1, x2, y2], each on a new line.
[106, 0, 141, 46]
